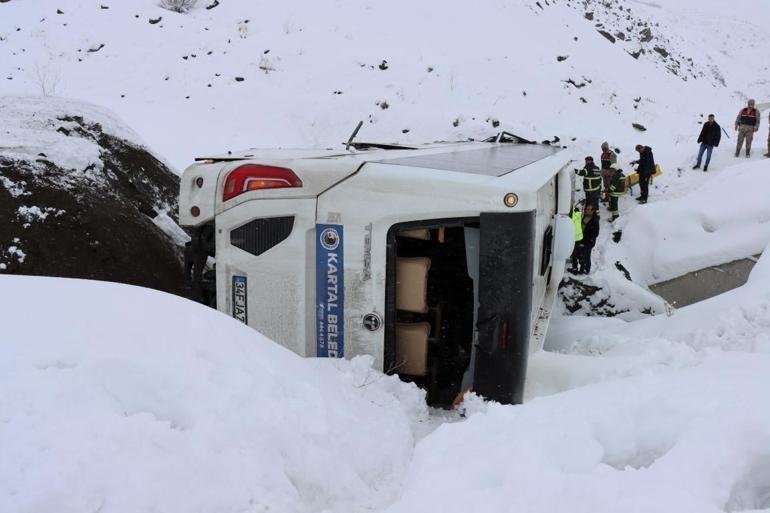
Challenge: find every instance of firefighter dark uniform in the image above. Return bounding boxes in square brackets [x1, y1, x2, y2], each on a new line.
[608, 163, 626, 221]
[575, 157, 602, 208]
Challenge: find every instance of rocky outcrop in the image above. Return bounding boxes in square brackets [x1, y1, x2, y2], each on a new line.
[0, 97, 186, 295]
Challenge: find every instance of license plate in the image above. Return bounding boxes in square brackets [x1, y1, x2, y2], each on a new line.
[232, 275, 247, 324]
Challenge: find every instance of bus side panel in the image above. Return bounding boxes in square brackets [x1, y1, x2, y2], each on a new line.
[473, 210, 536, 404]
[215, 198, 316, 357]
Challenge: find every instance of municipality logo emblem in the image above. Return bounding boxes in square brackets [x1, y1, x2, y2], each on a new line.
[320, 227, 340, 251]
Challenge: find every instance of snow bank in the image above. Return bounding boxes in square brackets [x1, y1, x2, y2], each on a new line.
[0, 276, 426, 513]
[390, 243, 770, 513]
[389, 351, 770, 513]
[610, 160, 770, 285]
[0, 96, 143, 176]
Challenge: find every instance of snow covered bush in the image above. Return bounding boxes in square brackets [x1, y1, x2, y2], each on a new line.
[159, 0, 197, 13]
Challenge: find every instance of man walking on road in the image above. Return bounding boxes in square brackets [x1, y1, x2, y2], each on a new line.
[631, 145, 655, 204]
[734, 99, 760, 157]
[693, 114, 721, 171]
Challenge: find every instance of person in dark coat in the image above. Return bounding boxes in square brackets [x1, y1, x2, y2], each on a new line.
[631, 145, 655, 204]
[693, 114, 721, 171]
[570, 203, 600, 274]
[575, 156, 602, 208]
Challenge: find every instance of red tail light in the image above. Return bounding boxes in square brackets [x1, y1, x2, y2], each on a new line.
[222, 164, 302, 201]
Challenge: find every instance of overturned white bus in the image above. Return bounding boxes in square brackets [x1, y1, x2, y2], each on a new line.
[179, 134, 575, 406]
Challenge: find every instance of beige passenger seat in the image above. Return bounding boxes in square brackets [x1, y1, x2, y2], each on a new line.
[395, 257, 431, 313]
[395, 322, 430, 376]
[395, 256, 432, 376]
[398, 228, 431, 240]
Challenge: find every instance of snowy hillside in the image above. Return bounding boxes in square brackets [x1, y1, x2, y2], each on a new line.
[1, 0, 768, 170]
[3, 0, 770, 512]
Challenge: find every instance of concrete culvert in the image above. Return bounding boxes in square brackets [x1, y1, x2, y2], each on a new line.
[650, 256, 760, 308]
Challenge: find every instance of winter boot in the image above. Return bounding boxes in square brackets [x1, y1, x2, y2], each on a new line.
[746, 150, 751, 158]
[692, 164, 700, 170]
[703, 165, 708, 171]
[735, 150, 740, 157]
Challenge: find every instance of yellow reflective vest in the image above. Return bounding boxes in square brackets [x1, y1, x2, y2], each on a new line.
[572, 210, 583, 241]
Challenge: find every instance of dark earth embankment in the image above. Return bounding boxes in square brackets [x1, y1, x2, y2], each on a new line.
[0, 98, 186, 296]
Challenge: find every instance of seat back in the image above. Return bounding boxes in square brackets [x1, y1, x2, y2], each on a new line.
[396, 257, 431, 313]
[395, 322, 430, 376]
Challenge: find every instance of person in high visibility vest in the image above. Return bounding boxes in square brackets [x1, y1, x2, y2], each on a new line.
[569, 203, 599, 274]
[572, 207, 583, 242]
[575, 156, 602, 208]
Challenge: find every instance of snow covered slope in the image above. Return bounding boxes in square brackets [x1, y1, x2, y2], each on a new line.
[1, 0, 768, 170]
[0, 276, 426, 513]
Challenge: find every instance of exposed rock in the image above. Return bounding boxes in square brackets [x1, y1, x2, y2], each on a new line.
[597, 30, 616, 43]
[558, 277, 628, 317]
[632, 123, 647, 131]
[0, 98, 185, 296]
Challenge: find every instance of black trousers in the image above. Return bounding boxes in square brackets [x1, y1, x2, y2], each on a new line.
[609, 195, 619, 216]
[639, 173, 650, 201]
[570, 243, 593, 273]
[585, 191, 600, 208]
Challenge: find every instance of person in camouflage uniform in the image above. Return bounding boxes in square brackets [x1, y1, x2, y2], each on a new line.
[734, 99, 761, 157]
[599, 142, 617, 203]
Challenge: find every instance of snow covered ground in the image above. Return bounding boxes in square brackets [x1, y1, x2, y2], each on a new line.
[0, 276, 428, 513]
[3, 0, 770, 511]
[3, 213, 770, 513]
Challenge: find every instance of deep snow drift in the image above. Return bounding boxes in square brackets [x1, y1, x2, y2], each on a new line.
[3, 238, 770, 513]
[0, 276, 427, 513]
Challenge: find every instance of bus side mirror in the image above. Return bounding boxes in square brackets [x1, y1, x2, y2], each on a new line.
[552, 215, 574, 262]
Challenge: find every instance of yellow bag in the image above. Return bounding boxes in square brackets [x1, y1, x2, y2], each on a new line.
[626, 164, 662, 187]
